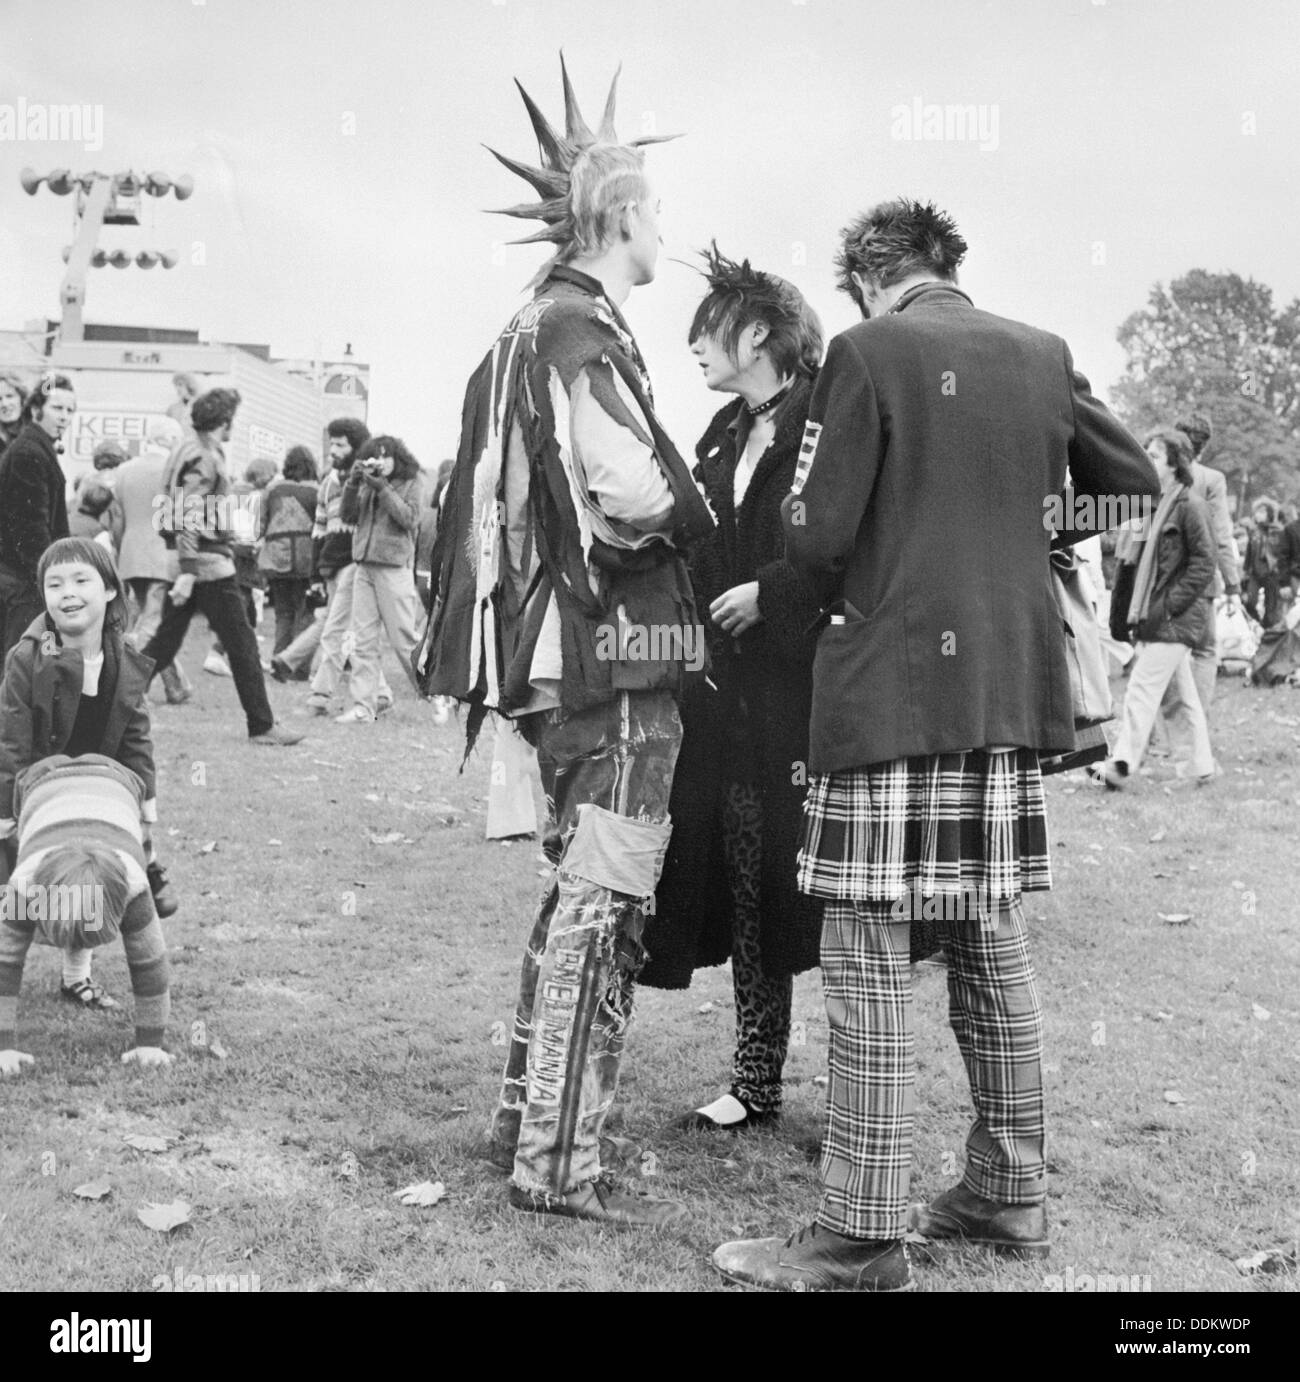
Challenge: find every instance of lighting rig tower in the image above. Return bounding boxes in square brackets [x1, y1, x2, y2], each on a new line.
[19, 167, 194, 344]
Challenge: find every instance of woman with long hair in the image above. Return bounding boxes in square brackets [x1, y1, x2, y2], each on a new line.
[641, 246, 825, 1130]
[0, 371, 29, 455]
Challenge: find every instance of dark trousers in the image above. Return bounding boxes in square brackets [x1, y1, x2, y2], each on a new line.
[141, 577, 274, 736]
[0, 565, 44, 663]
[268, 576, 312, 656]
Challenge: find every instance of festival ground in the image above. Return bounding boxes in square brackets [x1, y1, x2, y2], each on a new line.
[1, 635, 1296, 1294]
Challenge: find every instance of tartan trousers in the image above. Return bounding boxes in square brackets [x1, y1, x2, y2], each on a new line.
[817, 899, 1046, 1240]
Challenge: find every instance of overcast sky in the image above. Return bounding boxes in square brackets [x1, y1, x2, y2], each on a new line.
[2, 0, 1298, 462]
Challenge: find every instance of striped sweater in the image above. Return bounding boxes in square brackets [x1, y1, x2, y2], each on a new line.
[0, 756, 170, 1049]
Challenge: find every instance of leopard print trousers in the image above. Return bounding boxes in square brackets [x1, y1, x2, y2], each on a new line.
[722, 779, 793, 1114]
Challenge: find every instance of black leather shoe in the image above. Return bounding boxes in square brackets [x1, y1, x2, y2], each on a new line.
[909, 1183, 1049, 1257]
[713, 1222, 914, 1292]
[509, 1174, 687, 1229]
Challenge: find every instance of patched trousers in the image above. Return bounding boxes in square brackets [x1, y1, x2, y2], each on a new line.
[490, 690, 681, 1196]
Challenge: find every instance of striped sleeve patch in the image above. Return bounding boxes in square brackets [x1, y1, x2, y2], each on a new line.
[791, 421, 823, 495]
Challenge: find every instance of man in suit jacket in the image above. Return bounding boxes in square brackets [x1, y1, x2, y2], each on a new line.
[712, 199, 1159, 1292]
[108, 416, 191, 704]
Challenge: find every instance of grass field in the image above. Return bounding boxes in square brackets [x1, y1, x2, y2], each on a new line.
[2, 638, 1298, 1294]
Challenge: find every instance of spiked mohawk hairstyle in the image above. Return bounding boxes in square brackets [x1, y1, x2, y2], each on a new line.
[689, 242, 823, 379]
[834, 199, 968, 307]
[487, 55, 678, 283]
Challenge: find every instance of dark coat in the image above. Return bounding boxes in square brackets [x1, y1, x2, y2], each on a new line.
[782, 282, 1161, 774]
[0, 423, 70, 583]
[642, 378, 824, 989]
[257, 477, 318, 577]
[0, 616, 156, 817]
[1134, 489, 1216, 646]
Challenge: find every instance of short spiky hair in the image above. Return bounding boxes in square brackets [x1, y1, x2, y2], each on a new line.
[688, 243, 823, 379]
[834, 199, 968, 306]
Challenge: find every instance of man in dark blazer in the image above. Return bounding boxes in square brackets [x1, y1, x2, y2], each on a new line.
[712, 199, 1160, 1292]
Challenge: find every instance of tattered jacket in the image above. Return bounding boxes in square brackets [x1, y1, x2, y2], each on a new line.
[417, 266, 714, 751]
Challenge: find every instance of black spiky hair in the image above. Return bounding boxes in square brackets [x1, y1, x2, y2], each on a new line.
[486, 54, 678, 283]
[688, 242, 823, 379]
[834, 199, 968, 305]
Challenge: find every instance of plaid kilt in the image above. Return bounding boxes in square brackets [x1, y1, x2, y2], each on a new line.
[797, 748, 1051, 904]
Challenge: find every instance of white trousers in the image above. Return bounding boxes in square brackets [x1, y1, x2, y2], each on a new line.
[1114, 641, 1214, 778]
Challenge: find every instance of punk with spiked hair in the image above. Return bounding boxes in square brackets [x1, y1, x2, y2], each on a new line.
[834, 198, 969, 311]
[486, 53, 677, 285]
[417, 58, 714, 1220]
[689, 242, 824, 383]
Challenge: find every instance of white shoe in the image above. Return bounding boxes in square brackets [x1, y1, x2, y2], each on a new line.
[375, 694, 394, 717]
[334, 705, 375, 724]
[203, 651, 232, 678]
[432, 697, 450, 725]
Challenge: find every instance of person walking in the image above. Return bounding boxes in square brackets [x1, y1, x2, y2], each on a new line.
[138, 388, 302, 746]
[711, 199, 1158, 1291]
[107, 415, 192, 706]
[1093, 428, 1217, 789]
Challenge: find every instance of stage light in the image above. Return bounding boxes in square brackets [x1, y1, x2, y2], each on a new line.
[145, 172, 172, 197]
[136, 250, 159, 269]
[108, 248, 132, 268]
[159, 250, 178, 269]
[20, 167, 41, 195]
[91, 250, 108, 267]
[173, 175, 194, 201]
[47, 169, 73, 195]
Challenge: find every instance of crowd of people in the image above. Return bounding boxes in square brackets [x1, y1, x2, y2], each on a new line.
[0, 59, 1295, 1293]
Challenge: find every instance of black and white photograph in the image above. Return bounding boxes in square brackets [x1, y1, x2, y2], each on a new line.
[1, 0, 1297, 1336]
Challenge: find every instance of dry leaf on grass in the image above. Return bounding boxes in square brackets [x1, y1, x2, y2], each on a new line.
[198, 841, 218, 855]
[1163, 1090, 1187, 1105]
[122, 1133, 170, 1153]
[1148, 828, 1167, 843]
[1234, 1245, 1298, 1277]
[1158, 912, 1193, 925]
[394, 1180, 448, 1207]
[206, 1039, 229, 1060]
[72, 1179, 112, 1200]
[137, 1200, 191, 1232]
[1252, 1003, 1271, 1022]
[368, 830, 407, 845]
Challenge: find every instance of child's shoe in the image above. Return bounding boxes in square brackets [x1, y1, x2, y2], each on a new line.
[146, 860, 179, 918]
[60, 978, 121, 1011]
